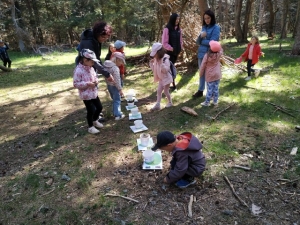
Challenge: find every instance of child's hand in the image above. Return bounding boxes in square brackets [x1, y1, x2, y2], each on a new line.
[87, 82, 96, 88]
[261, 52, 265, 57]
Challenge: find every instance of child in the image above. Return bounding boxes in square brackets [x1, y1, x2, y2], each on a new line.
[200, 40, 223, 106]
[105, 43, 115, 61]
[103, 52, 126, 120]
[73, 49, 104, 134]
[0, 40, 12, 68]
[149, 42, 173, 110]
[114, 40, 126, 86]
[240, 36, 264, 81]
[152, 130, 206, 188]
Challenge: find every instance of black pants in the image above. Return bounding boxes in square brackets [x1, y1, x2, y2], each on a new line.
[167, 51, 178, 88]
[83, 96, 102, 127]
[2, 58, 11, 68]
[247, 59, 255, 77]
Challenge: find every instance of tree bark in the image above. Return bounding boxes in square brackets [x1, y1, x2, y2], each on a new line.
[197, 0, 209, 18]
[266, 0, 275, 37]
[280, 0, 289, 39]
[234, 0, 243, 42]
[291, 3, 300, 55]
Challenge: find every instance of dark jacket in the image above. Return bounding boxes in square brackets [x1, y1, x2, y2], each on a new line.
[168, 28, 181, 56]
[0, 43, 10, 60]
[76, 29, 110, 78]
[166, 132, 206, 183]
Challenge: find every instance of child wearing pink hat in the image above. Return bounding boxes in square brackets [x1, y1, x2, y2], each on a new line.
[149, 42, 173, 110]
[200, 40, 223, 106]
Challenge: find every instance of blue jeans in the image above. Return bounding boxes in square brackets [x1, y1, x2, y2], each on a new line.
[205, 80, 220, 104]
[198, 58, 206, 91]
[107, 85, 122, 117]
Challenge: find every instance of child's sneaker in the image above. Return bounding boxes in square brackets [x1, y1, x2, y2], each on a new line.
[88, 126, 100, 134]
[151, 103, 161, 111]
[93, 120, 104, 128]
[201, 101, 210, 107]
[212, 101, 218, 106]
[175, 178, 196, 189]
[165, 102, 173, 108]
[115, 114, 125, 120]
[245, 76, 251, 81]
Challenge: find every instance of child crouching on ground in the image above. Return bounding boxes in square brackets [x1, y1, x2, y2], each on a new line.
[149, 43, 173, 110]
[200, 40, 223, 107]
[73, 49, 104, 134]
[103, 52, 126, 120]
[152, 131, 206, 188]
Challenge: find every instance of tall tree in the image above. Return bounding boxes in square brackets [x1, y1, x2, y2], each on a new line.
[291, 2, 300, 55]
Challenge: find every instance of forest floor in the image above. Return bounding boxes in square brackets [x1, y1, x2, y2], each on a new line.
[0, 51, 300, 225]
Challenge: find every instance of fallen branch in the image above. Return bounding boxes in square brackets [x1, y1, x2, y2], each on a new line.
[188, 195, 193, 218]
[224, 176, 248, 207]
[41, 188, 55, 196]
[265, 102, 295, 118]
[104, 193, 139, 203]
[232, 165, 251, 171]
[212, 103, 236, 121]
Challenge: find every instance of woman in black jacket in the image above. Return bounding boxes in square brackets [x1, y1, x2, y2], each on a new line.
[162, 13, 183, 90]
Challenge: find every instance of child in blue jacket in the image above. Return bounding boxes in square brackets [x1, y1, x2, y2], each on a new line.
[0, 40, 12, 68]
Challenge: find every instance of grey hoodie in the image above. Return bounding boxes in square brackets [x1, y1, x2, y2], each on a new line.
[103, 60, 122, 91]
[166, 132, 206, 183]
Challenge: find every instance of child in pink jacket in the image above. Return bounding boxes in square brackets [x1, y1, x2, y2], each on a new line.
[149, 43, 173, 110]
[200, 41, 223, 106]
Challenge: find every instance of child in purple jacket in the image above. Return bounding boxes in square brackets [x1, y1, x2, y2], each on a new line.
[152, 131, 206, 188]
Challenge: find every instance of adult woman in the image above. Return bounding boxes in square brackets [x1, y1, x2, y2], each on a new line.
[75, 21, 114, 122]
[193, 10, 220, 98]
[162, 13, 183, 90]
[76, 21, 114, 82]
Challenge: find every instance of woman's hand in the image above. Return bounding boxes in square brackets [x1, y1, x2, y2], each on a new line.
[201, 31, 207, 38]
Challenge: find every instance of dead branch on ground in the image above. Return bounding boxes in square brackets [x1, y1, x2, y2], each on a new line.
[211, 103, 237, 121]
[104, 193, 139, 203]
[224, 176, 249, 207]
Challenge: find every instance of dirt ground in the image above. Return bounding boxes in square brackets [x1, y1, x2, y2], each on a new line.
[0, 66, 300, 225]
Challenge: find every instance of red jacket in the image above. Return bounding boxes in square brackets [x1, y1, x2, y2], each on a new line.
[241, 43, 262, 64]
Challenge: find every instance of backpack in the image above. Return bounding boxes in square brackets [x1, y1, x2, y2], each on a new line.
[163, 57, 177, 79]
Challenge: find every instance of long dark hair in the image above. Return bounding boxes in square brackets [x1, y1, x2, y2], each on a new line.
[166, 13, 180, 31]
[202, 9, 216, 26]
[93, 21, 113, 39]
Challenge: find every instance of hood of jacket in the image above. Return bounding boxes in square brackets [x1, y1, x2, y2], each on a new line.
[103, 60, 116, 68]
[172, 132, 202, 155]
[80, 29, 95, 41]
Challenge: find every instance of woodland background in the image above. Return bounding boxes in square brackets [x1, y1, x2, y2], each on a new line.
[0, 0, 300, 60]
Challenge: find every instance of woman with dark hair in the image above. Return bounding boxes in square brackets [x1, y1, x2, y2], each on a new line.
[76, 21, 114, 82]
[193, 9, 220, 98]
[162, 13, 183, 90]
[76, 21, 114, 122]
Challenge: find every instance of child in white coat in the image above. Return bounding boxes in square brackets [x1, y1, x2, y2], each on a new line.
[149, 43, 173, 111]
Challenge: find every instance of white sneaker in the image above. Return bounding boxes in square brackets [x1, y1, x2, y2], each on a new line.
[93, 120, 104, 128]
[115, 114, 125, 120]
[254, 70, 260, 77]
[201, 101, 210, 106]
[165, 102, 173, 108]
[88, 126, 100, 134]
[151, 103, 161, 111]
[212, 102, 218, 106]
[245, 76, 251, 81]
